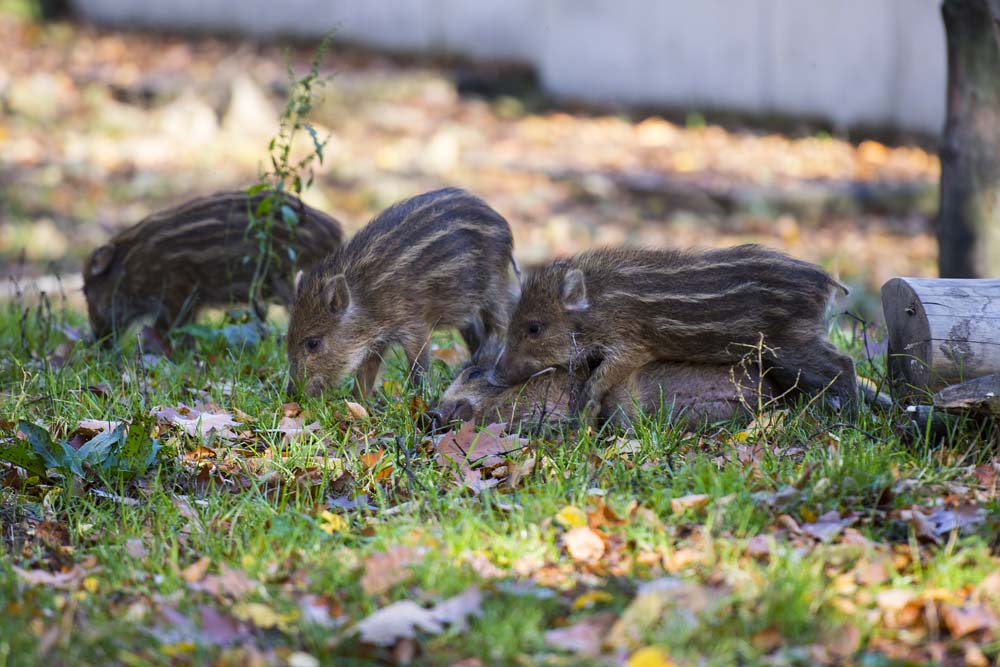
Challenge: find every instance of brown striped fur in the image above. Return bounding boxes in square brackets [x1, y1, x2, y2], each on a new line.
[83, 190, 343, 342]
[287, 188, 514, 398]
[493, 245, 856, 415]
[433, 342, 775, 430]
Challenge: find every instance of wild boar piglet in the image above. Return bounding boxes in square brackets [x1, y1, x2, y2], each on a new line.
[83, 190, 342, 343]
[434, 341, 775, 430]
[287, 187, 514, 398]
[493, 244, 856, 418]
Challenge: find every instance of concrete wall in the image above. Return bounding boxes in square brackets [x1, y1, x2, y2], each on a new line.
[70, 0, 947, 134]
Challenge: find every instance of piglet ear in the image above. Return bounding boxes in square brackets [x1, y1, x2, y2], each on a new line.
[560, 268, 588, 311]
[322, 273, 351, 313]
[88, 245, 115, 277]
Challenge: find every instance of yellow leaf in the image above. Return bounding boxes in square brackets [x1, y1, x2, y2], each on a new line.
[161, 641, 196, 656]
[555, 505, 588, 529]
[730, 430, 749, 443]
[232, 602, 282, 628]
[800, 507, 818, 523]
[319, 510, 347, 534]
[627, 646, 674, 667]
[82, 577, 98, 593]
[573, 590, 613, 610]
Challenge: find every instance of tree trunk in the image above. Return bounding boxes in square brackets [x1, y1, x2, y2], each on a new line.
[937, 0, 1000, 278]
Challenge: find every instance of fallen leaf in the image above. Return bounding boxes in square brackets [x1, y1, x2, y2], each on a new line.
[823, 622, 861, 659]
[361, 545, 426, 596]
[355, 600, 443, 646]
[800, 511, 855, 542]
[355, 587, 483, 646]
[12, 564, 91, 588]
[544, 611, 616, 656]
[319, 510, 347, 534]
[181, 557, 212, 583]
[125, 538, 147, 559]
[626, 646, 674, 667]
[277, 416, 321, 443]
[428, 586, 483, 631]
[431, 345, 464, 366]
[941, 603, 998, 638]
[193, 564, 260, 600]
[360, 449, 394, 480]
[232, 602, 282, 628]
[563, 526, 605, 563]
[434, 421, 526, 493]
[555, 505, 588, 529]
[505, 456, 535, 488]
[287, 652, 320, 667]
[669, 494, 709, 514]
[345, 401, 369, 420]
[154, 404, 238, 439]
[282, 402, 302, 418]
[573, 590, 613, 610]
[182, 445, 216, 462]
[198, 605, 250, 645]
[76, 418, 124, 433]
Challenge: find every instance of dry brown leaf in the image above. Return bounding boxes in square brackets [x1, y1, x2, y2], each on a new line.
[431, 346, 464, 366]
[800, 512, 855, 542]
[544, 612, 616, 656]
[669, 494, 710, 514]
[941, 603, 999, 638]
[282, 402, 302, 418]
[345, 401, 369, 420]
[154, 404, 238, 439]
[563, 526, 605, 563]
[181, 557, 212, 583]
[435, 421, 527, 494]
[505, 456, 535, 488]
[823, 622, 861, 659]
[361, 545, 426, 596]
[76, 418, 124, 433]
[192, 564, 260, 600]
[751, 627, 783, 652]
[171, 495, 205, 535]
[12, 564, 91, 588]
[125, 538, 147, 559]
[277, 416, 321, 443]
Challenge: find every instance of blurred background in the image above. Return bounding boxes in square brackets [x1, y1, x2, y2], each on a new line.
[0, 0, 949, 323]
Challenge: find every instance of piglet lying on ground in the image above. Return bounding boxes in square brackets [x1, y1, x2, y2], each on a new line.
[431, 343, 776, 431]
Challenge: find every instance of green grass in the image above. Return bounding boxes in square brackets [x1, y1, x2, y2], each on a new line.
[1, 300, 998, 667]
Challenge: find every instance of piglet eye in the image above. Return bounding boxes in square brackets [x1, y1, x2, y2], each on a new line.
[527, 321, 544, 336]
[467, 368, 484, 380]
[305, 337, 321, 352]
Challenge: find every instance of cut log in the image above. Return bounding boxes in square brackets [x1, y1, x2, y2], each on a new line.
[882, 277, 1000, 400]
[933, 373, 1000, 415]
